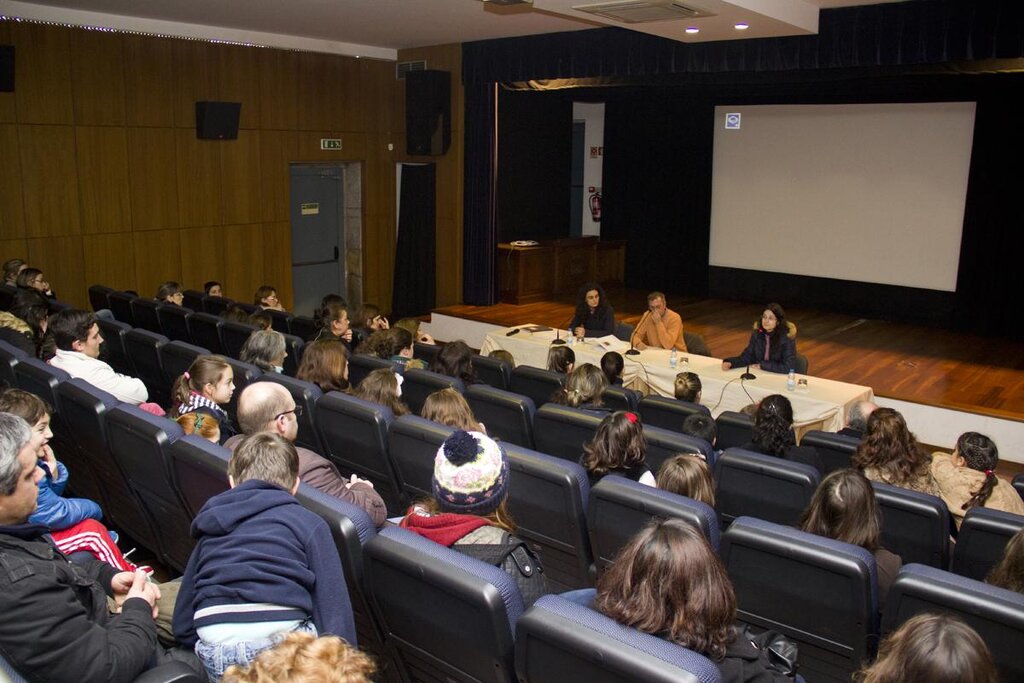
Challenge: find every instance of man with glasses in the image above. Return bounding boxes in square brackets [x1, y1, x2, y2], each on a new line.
[223, 382, 386, 527]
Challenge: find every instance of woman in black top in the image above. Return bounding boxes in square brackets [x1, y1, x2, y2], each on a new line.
[741, 394, 823, 475]
[570, 282, 615, 339]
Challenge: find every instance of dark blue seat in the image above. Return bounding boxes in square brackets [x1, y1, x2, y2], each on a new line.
[510, 365, 564, 409]
[13, 358, 69, 414]
[714, 448, 821, 528]
[414, 341, 440, 365]
[1015, 473, 1024, 502]
[871, 481, 951, 568]
[348, 354, 395, 388]
[387, 415, 453, 502]
[186, 312, 224, 355]
[472, 354, 512, 391]
[219, 320, 258, 360]
[107, 291, 137, 326]
[602, 385, 640, 412]
[402, 368, 465, 416]
[0, 339, 26, 389]
[643, 423, 716, 473]
[952, 507, 1024, 581]
[255, 374, 325, 454]
[221, 357, 261, 428]
[265, 309, 292, 334]
[129, 297, 162, 333]
[800, 430, 860, 474]
[96, 318, 134, 376]
[1, 655, 206, 683]
[0, 283, 15, 310]
[155, 304, 193, 343]
[721, 517, 878, 683]
[464, 384, 536, 449]
[123, 328, 169, 406]
[715, 411, 754, 450]
[202, 295, 233, 316]
[87, 284, 114, 312]
[532, 403, 603, 463]
[289, 315, 318, 342]
[159, 341, 212, 391]
[168, 434, 231, 519]
[514, 594, 720, 683]
[281, 332, 304, 377]
[638, 394, 710, 432]
[181, 289, 205, 312]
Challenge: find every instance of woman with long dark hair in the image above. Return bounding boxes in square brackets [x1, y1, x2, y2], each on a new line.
[429, 340, 477, 385]
[852, 407, 938, 496]
[569, 282, 614, 339]
[581, 411, 654, 487]
[742, 394, 823, 475]
[722, 303, 796, 374]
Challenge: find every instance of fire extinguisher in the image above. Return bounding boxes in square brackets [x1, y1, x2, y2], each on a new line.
[589, 189, 602, 222]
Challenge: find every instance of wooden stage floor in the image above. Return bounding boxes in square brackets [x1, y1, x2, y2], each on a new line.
[435, 289, 1024, 423]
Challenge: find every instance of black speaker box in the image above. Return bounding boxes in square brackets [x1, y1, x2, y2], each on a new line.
[0, 45, 14, 93]
[195, 101, 241, 140]
[406, 70, 451, 156]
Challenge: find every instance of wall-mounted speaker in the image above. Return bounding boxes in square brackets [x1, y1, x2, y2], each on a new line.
[406, 70, 450, 156]
[0, 45, 14, 93]
[195, 101, 241, 140]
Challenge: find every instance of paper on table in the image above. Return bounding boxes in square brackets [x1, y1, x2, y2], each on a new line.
[591, 335, 630, 352]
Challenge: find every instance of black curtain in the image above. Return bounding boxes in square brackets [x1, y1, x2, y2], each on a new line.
[392, 164, 436, 319]
[462, 82, 498, 305]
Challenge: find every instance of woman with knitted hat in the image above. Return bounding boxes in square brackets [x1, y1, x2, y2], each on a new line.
[400, 430, 548, 605]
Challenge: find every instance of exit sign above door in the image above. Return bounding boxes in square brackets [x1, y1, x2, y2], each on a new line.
[320, 138, 343, 150]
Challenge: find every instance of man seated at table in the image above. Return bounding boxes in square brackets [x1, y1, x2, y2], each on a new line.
[630, 291, 687, 352]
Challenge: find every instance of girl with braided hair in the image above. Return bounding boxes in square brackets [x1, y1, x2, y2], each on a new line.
[931, 431, 1024, 528]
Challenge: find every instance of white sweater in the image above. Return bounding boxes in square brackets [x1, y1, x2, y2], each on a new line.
[50, 349, 148, 405]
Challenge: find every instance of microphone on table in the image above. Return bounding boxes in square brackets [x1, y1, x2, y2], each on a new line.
[551, 315, 574, 345]
[740, 364, 756, 380]
[505, 328, 520, 337]
[625, 310, 649, 356]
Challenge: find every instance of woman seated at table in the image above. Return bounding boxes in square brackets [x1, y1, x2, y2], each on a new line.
[741, 394, 823, 475]
[551, 363, 609, 413]
[721, 303, 796, 374]
[570, 282, 615, 339]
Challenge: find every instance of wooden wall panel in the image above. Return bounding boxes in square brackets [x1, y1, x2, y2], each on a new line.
[127, 127, 179, 231]
[221, 130, 262, 225]
[27, 235, 85, 308]
[0, 239, 28, 268]
[256, 49, 298, 131]
[76, 126, 132, 234]
[175, 129, 223, 227]
[70, 29, 126, 126]
[123, 35, 175, 127]
[0, 125, 25, 237]
[296, 131, 369, 162]
[11, 24, 73, 125]
[173, 41, 220, 129]
[133, 229, 181, 297]
[258, 130, 298, 223]
[296, 52, 332, 131]
[179, 226, 221, 291]
[18, 124, 80, 238]
[261, 222, 293, 310]
[222, 223, 266, 303]
[82, 232, 136, 291]
[217, 44, 261, 130]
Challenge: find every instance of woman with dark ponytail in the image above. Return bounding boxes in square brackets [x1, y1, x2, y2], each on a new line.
[170, 355, 237, 445]
[931, 432, 1024, 528]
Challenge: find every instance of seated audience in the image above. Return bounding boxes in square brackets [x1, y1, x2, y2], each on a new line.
[570, 281, 615, 339]
[721, 303, 796, 374]
[394, 316, 435, 345]
[656, 454, 716, 507]
[551, 363, 609, 412]
[352, 303, 387, 348]
[296, 339, 350, 393]
[248, 311, 273, 331]
[401, 430, 548, 605]
[488, 348, 515, 367]
[387, 327, 427, 373]
[155, 281, 184, 305]
[16, 267, 55, 299]
[2, 257, 26, 285]
[681, 413, 719, 458]
[838, 400, 878, 439]
[594, 518, 790, 682]
[630, 291, 687, 351]
[854, 613, 997, 683]
[986, 528, 1024, 593]
[430, 340, 478, 385]
[546, 345, 575, 375]
[674, 371, 709, 412]
[852, 407, 939, 495]
[799, 468, 902, 611]
[255, 284, 286, 312]
[241, 329, 287, 373]
[204, 280, 223, 297]
[422, 387, 486, 433]
[741, 394, 823, 475]
[173, 432, 356, 680]
[9, 290, 51, 356]
[351, 367, 409, 416]
[48, 309, 149, 405]
[581, 411, 655, 487]
[0, 309, 39, 356]
[312, 300, 353, 350]
[169, 355, 237, 444]
[931, 431, 1024, 527]
[175, 411, 221, 445]
[221, 632, 376, 683]
[222, 304, 252, 323]
[600, 350, 624, 386]
[0, 412, 204, 682]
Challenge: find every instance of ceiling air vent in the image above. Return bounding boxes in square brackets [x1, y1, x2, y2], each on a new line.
[396, 60, 426, 80]
[573, 0, 713, 24]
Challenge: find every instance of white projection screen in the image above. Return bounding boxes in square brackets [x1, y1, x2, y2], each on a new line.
[709, 102, 976, 292]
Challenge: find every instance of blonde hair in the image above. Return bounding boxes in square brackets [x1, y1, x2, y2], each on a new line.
[656, 455, 715, 507]
[221, 632, 376, 683]
[422, 388, 479, 431]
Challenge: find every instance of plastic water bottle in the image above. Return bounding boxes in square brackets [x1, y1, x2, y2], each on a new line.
[670, 349, 678, 369]
[787, 369, 796, 392]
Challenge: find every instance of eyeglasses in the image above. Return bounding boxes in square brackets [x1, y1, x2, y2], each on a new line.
[275, 405, 303, 420]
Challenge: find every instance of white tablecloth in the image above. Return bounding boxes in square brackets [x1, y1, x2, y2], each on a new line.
[480, 324, 874, 434]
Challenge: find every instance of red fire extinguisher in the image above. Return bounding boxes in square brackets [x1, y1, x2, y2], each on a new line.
[589, 188, 602, 222]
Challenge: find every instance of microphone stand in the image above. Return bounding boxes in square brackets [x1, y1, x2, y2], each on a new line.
[552, 314, 575, 345]
[625, 310, 649, 356]
[740, 364, 756, 380]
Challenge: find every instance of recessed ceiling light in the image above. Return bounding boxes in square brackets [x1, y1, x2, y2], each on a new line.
[734, 22, 749, 30]
[685, 26, 699, 34]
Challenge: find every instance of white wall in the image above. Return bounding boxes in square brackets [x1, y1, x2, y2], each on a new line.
[573, 102, 605, 237]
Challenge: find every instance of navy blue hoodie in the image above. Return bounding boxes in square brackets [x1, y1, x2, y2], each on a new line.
[172, 479, 355, 647]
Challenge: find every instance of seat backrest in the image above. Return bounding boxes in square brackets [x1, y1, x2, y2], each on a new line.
[613, 321, 634, 342]
[794, 353, 809, 375]
[202, 295, 233, 316]
[348, 354, 394, 388]
[255, 374, 325, 453]
[129, 297, 162, 333]
[96, 318, 134, 375]
[159, 341, 211, 390]
[882, 563, 1024, 682]
[464, 384, 536, 449]
[364, 526, 522, 683]
[87, 284, 114, 312]
[219, 320, 258, 359]
[1014, 473, 1024, 502]
[472, 354, 512, 391]
[638, 394, 709, 433]
[683, 331, 711, 357]
[533, 403, 603, 463]
[14, 358, 69, 414]
[181, 289, 205, 312]
[414, 341, 440, 365]
[186, 312, 224, 355]
[107, 290, 137, 325]
[602, 385, 639, 412]
[588, 475, 720, 575]
[0, 339, 26, 389]
[281, 332, 304, 376]
[800, 430, 859, 475]
[289, 315, 318, 341]
[123, 328, 170, 406]
[265, 309, 293, 334]
[721, 516, 878, 682]
[0, 283, 14, 310]
[168, 434, 231, 519]
[514, 595, 719, 683]
[105, 404, 194, 571]
[221, 357, 261, 427]
[155, 303, 193, 342]
[714, 448, 821, 527]
[510, 365, 564, 409]
[643, 423, 715, 473]
[402, 368, 465, 416]
[387, 415, 454, 502]
[952, 507, 1024, 581]
[504, 443, 593, 591]
[715, 411, 754, 450]
[314, 392, 403, 514]
[871, 481, 951, 568]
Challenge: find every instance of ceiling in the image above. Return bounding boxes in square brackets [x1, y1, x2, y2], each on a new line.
[0, 0, 908, 60]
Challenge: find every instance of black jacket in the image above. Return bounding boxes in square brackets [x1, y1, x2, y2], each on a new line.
[569, 305, 616, 338]
[717, 637, 794, 683]
[724, 327, 797, 374]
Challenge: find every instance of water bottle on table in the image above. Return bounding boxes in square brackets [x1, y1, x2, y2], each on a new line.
[787, 369, 796, 391]
[670, 349, 678, 369]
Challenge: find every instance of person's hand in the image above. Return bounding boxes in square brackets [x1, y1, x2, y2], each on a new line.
[118, 570, 161, 619]
[346, 474, 374, 489]
[751, 364, 760, 370]
[38, 444, 57, 476]
[573, 326, 586, 338]
[341, 329, 353, 342]
[111, 570, 135, 598]
[419, 332, 435, 345]
[721, 361, 732, 370]
[635, 342, 647, 351]
[649, 307, 663, 322]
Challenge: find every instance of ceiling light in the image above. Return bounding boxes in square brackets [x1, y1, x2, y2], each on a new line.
[734, 22, 749, 30]
[685, 26, 699, 34]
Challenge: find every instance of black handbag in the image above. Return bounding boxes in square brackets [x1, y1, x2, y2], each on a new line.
[735, 625, 800, 678]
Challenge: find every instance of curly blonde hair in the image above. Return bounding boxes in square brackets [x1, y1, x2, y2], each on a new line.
[221, 632, 376, 683]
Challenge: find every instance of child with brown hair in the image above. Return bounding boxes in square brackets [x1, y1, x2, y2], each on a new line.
[170, 355, 236, 444]
[656, 454, 715, 507]
[930, 431, 1024, 528]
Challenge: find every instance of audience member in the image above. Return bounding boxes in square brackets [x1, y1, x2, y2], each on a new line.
[169, 355, 237, 444]
[173, 432, 356, 680]
[296, 339, 350, 393]
[986, 528, 1024, 593]
[241, 329, 287, 373]
[838, 400, 878, 438]
[2, 257, 27, 285]
[799, 468, 901, 611]
[673, 371, 703, 404]
[255, 285, 285, 311]
[203, 281, 223, 297]
[546, 345, 575, 374]
[16, 267, 55, 299]
[401, 430, 548, 605]
[721, 303, 796, 374]
[221, 632, 376, 683]
[225, 382, 385, 526]
[852, 407, 939, 495]
[312, 301, 353, 350]
[0, 309, 39, 356]
[742, 394, 823, 475]
[155, 281, 183, 305]
[222, 304, 252, 323]
[570, 281, 615, 338]
[175, 411, 221, 445]
[356, 303, 389, 332]
[430, 340, 478, 385]
[488, 348, 515, 368]
[600, 350, 624, 386]
[387, 327, 427, 373]
[394, 316, 435, 345]
[854, 613, 997, 683]
[248, 311, 273, 331]
[656, 455, 715, 507]
[681, 413, 718, 456]
[9, 289, 51, 355]
[48, 309, 149, 404]
[351, 367, 409, 416]
[630, 291, 687, 351]
[581, 411, 655, 487]
[551, 363, 608, 412]
[422, 387, 485, 433]
[931, 431, 1024, 527]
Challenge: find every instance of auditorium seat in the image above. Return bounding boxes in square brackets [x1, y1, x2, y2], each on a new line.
[800, 430, 859, 474]
[472, 353, 512, 391]
[714, 448, 820, 528]
[107, 291, 137, 326]
[87, 284, 114, 312]
[186, 312, 224, 355]
[637, 395, 709, 433]
[794, 353, 809, 375]
[464, 384, 536, 449]
[280, 332, 304, 376]
[505, 442, 593, 591]
[181, 289, 205, 312]
[387, 415, 454, 502]
[218, 320, 258, 359]
[514, 594, 718, 683]
[951, 507, 1024, 581]
[721, 516, 878, 682]
[882, 564, 1024, 682]
[715, 411, 754, 450]
[46, 300, 73, 314]
[510, 366, 564, 409]
[14, 358, 69, 416]
[683, 330, 711, 357]
[202, 295, 233, 316]
[123, 328, 170, 406]
[155, 303, 193, 343]
[871, 481, 951, 568]
[347, 354, 394, 388]
[533, 403, 603, 463]
[613, 321, 633, 342]
[414, 341, 440, 365]
[602, 385, 639, 412]
[315, 392, 404, 514]
[265, 309, 292, 334]
[221, 357, 261, 427]
[1, 656, 207, 683]
[0, 283, 16, 310]
[402, 368, 465, 415]
[255, 374, 325, 454]
[44, 377, 104, 507]
[289, 315, 319, 342]
[129, 297, 162, 334]
[643, 423, 715, 473]
[588, 475, 719, 575]
[97, 318, 134, 376]
[105, 405, 194, 571]
[0, 339, 25, 389]
[159, 341, 211, 389]
[1013, 473, 1024, 501]
[364, 526, 522, 683]
[168, 434, 231, 518]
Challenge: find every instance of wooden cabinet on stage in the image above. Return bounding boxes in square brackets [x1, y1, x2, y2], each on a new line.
[498, 237, 625, 304]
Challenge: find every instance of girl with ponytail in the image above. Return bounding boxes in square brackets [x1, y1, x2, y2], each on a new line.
[170, 355, 237, 445]
[931, 431, 1024, 528]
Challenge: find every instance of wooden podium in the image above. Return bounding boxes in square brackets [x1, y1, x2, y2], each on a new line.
[498, 237, 625, 304]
